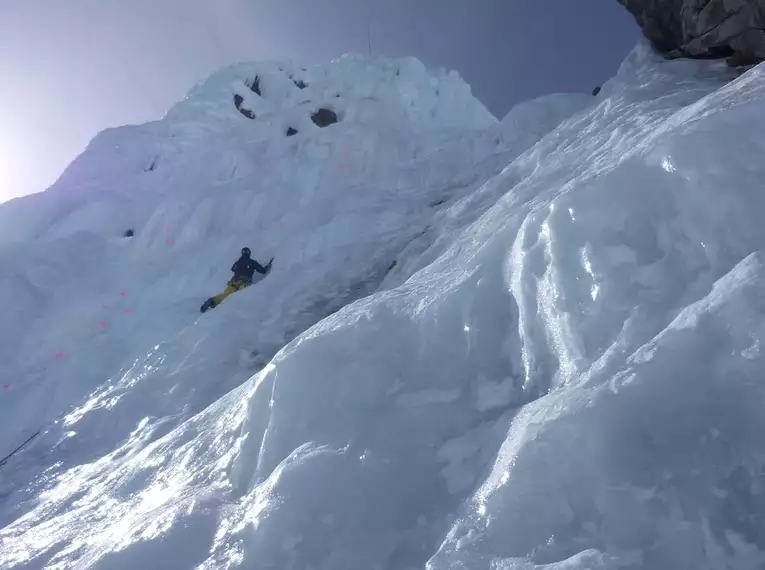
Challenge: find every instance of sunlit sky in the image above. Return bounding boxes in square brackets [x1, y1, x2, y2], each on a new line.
[0, 0, 639, 203]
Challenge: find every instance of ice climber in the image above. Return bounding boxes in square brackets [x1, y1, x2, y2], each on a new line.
[200, 247, 273, 313]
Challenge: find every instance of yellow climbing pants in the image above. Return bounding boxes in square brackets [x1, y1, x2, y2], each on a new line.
[211, 279, 250, 306]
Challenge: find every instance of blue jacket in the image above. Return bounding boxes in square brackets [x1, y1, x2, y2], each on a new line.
[231, 256, 269, 283]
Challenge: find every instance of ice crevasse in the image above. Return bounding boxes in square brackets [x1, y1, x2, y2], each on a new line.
[1, 43, 765, 570]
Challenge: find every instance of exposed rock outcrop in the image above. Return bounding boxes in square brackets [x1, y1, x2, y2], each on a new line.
[618, 0, 765, 62]
[311, 108, 339, 128]
[233, 94, 256, 120]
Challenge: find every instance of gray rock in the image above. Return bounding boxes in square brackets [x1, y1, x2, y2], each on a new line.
[618, 0, 765, 59]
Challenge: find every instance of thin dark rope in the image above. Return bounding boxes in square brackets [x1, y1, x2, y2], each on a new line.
[0, 431, 40, 469]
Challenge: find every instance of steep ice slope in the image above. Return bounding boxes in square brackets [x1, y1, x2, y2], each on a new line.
[226, 46, 765, 570]
[2, 41, 764, 570]
[0, 55, 504, 445]
[0, 55, 589, 569]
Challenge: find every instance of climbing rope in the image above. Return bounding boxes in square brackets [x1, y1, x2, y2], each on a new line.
[0, 431, 41, 469]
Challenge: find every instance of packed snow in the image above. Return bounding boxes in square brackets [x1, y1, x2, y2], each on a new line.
[1, 43, 765, 570]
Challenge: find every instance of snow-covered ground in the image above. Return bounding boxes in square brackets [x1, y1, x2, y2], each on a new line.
[1, 42, 765, 570]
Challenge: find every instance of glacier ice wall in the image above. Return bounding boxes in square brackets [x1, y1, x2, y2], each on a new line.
[2, 43, 765, 570]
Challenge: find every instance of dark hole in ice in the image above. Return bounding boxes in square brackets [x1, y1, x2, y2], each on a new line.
[290, 77, 308, 89]
[247, 76, 262, 96]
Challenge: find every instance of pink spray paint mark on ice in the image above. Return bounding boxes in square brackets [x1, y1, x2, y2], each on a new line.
[165, 238, 174, 246]
[123, 307, 133, 314]
[2, 384, 10, 389]
[98, 320, 109, 330]
[120, 290, 128, 296]
[54, 350, 68, 359]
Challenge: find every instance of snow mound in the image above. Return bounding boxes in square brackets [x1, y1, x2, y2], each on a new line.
[3, 43, 765, 570]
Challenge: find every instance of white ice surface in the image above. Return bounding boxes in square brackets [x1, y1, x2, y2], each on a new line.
[1, 44, 765, 570]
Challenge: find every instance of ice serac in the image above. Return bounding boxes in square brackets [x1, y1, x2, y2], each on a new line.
[3, 42, 765, 570]
[618, 0, 765, 58]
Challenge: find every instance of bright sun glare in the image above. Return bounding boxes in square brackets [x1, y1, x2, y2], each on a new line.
[0, 138, 33, 203]
[0, 153, 11, 203]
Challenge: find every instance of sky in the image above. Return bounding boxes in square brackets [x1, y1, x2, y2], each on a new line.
[0, 0, 640, 203]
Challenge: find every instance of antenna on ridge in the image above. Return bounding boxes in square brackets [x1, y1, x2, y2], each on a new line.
[367, 20, 372, 57]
